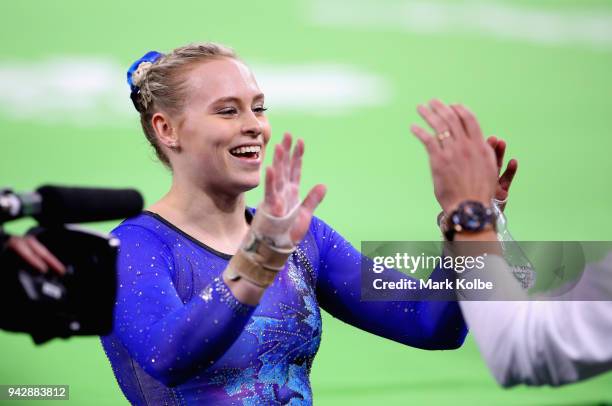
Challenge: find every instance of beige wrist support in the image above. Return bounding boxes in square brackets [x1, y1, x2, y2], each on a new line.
[224, 231, 296, 288]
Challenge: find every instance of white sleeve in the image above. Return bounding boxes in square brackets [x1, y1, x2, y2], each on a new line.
[459, 254, 612, 387]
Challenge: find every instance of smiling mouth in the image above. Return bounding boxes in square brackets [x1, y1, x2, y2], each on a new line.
[229, 145, 261, 160]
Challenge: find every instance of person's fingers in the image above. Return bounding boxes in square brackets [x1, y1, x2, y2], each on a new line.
[290, 138, 304, 183]
[417, 104, 450, 135]
[487, 135, 504, 173]
[26, 236, 65, 275]
[289, 184, 327, 243]
[411, 124, 441, 155]
[273, 144, 284, 192]
[282, 132, 292, 151]
[264, 165, 276, 204]
[264, 166, 287, 216]
[430, 99, 467, 140]
[282, 133, 292, 181]
[300, 184, 327, 214]
[451, 104, 484, 141]
[291, 184, 326, 241]
[499, 158, 518, 191]
[495, 139, 506, 170]
[487, 136, 498, 150]
[8, 237, 47, 273]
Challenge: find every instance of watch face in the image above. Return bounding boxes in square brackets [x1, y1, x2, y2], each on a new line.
[451, 201, 492, 232]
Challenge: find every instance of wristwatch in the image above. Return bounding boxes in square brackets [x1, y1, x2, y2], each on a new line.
[442, 200, 497, 241]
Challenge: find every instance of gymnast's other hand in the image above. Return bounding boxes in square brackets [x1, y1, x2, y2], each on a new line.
[411, 100, 498, 214]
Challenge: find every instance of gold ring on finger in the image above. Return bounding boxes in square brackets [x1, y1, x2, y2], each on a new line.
[436, 130, 451, 146]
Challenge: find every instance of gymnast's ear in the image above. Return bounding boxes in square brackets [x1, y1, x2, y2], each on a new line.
[151, 111, 179, 148]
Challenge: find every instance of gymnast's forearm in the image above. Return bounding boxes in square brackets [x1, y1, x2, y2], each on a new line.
[121, 276, 256, 386]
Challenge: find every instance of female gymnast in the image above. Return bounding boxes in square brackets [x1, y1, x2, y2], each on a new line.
[101, 42, 516, 405]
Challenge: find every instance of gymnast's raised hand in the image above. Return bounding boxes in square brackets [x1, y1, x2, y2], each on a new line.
[223, 133, 326, 304]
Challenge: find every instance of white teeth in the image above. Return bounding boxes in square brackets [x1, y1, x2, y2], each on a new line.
[230, 145, 261, 155]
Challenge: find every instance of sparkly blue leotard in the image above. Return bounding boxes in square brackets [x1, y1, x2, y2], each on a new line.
[101, 210, 467, 405]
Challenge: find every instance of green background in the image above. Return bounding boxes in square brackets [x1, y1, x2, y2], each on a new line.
[1, 0, 611, 404]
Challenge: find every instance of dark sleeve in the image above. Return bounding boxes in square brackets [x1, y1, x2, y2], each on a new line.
[311, 217, 467, 350]
[108, 225, 256, 386]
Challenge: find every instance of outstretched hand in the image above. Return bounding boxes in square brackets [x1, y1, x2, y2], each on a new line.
[411, 99, 498, 214]
[259, 133, 326, 245]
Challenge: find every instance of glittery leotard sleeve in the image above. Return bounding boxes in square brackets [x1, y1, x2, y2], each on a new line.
[106, 224, 256, 387]
[310, 217, 468, 349]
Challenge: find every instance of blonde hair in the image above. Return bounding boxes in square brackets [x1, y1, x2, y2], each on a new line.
[130, 43, 237, 167]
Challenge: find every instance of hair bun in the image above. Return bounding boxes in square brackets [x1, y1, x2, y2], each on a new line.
[131, 61, 153, 88]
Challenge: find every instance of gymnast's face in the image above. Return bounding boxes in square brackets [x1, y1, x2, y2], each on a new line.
[168, 58, 271, 194]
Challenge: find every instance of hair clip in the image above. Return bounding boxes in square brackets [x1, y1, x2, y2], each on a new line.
[127, 51, 164, 112]
[127, 51, 164, 93]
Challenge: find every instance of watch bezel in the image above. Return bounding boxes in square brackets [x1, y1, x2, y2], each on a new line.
[444, 200, 496, 241]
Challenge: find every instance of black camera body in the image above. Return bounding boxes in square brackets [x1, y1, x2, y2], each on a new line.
[1, 226, 119, 343]
[0, 185, 143, 344]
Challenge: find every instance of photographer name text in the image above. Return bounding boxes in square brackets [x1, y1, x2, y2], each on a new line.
[372, 278, 493, 290]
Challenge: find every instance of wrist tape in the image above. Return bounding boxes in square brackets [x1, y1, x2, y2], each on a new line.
[224, 230, 296, 288]
[250, 203, 300, 248]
